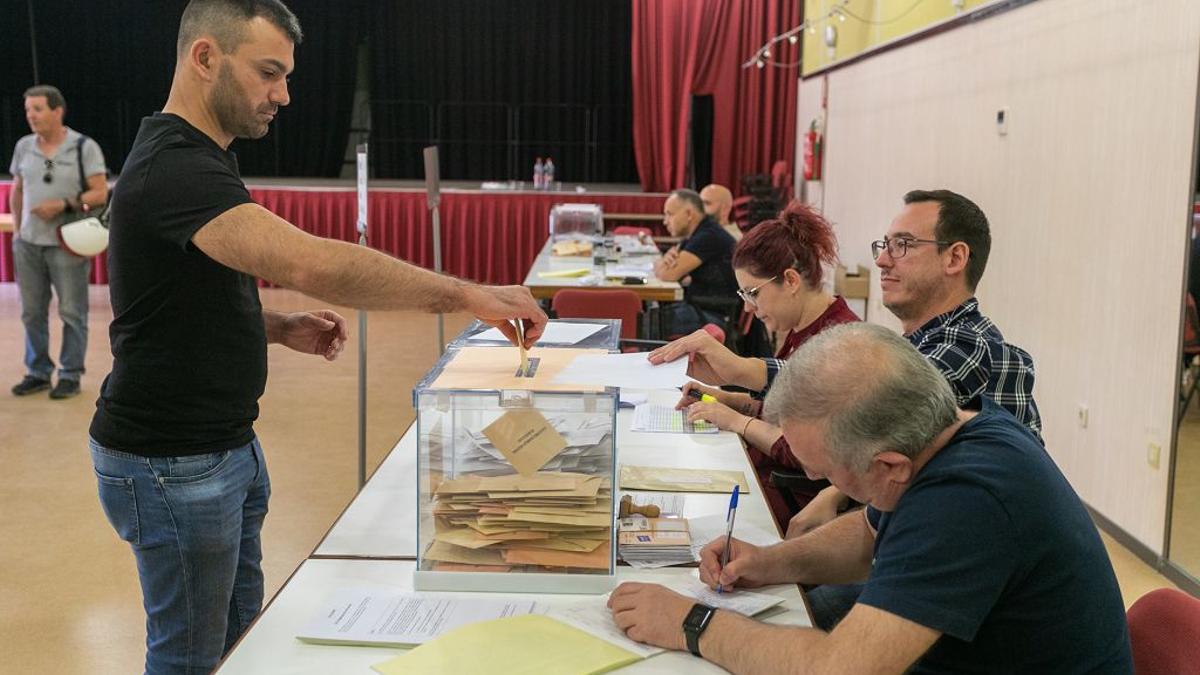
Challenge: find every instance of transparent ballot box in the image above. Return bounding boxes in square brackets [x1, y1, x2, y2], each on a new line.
[413, 345, 618, 593]
[449, 318, 621, 352]
[548, 203, 603, 240]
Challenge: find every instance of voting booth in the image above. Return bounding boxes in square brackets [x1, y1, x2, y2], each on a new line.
[413, 322, 621, 593]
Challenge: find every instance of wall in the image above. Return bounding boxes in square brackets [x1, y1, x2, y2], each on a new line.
[798, 0, 1200, 554]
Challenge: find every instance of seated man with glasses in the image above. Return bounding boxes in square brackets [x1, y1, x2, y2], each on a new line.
[797, 188, 1044, 632]
[647, 201, 859, 529]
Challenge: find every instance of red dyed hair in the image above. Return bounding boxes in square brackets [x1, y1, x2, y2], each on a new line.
[732, 200, 839, 288]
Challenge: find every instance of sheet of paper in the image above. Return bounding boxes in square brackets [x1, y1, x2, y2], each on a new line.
[469, 322, 607, 346]
[547, 599, 666, 659]
[630, 403, 717, 434]
[552, 352, 690, 391]
[482, 409, 567, 476]
[620, 465, 750, 494]
[296, 587, 543, 647]
[372, 614, 642, 675]
[662, 577, 785, 617]
[686, 512, 781, 561]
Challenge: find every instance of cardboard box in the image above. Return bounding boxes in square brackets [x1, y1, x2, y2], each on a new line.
[835, 264, 870, 299]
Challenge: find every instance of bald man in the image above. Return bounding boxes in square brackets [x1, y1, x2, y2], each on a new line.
[701, 183, 741, 240]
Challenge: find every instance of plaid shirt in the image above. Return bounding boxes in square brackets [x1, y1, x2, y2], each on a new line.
[758, 298, 1042, 439]
[908, 298, 1042, 438]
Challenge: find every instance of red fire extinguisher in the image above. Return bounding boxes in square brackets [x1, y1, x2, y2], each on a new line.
[803, 119, 823, 181]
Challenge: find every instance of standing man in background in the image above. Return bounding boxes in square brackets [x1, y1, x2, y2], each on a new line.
[8, 85, 108, 399]
[88, 2, 546, 673]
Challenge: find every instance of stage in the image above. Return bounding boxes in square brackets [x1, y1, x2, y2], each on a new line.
[0, 180, 667, 287]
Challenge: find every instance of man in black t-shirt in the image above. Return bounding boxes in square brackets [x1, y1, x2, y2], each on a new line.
[654, 188, 738, 336]
[88, 2, 547, 672]
[607, 323, 1132, 674]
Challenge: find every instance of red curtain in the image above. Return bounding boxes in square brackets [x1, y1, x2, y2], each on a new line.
[0, 182, 666, 287]
[631, 0, 801, 194]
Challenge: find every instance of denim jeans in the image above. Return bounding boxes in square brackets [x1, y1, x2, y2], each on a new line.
[807, 582, 864, 632]
[13, 238, 90, 381]
[90, 437, 271, 675]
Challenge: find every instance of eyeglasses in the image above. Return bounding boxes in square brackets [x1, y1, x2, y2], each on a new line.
[871, 236, 949, 259]
[736, 276, 778, 307]
[42, 159, 54, 184]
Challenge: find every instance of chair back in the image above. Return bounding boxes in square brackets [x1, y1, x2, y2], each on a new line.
[613, 226, 653, 237]
[1185, 293, 1200, 355]
[1127, 588, 1200, 674]
[551, 289, 642, 340]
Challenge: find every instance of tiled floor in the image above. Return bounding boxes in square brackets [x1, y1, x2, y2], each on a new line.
[0, 284, 1182, 673]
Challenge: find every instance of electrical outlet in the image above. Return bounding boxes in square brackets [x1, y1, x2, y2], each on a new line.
[1147, 442, 1161, 469]
[1076, 404, 1088, 429]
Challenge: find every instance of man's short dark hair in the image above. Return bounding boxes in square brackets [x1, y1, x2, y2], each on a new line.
[904, 189, 991, 290]
[24, 85, 65, 110]
[177, 0, 303, 58]
[670, 189, 705, 215]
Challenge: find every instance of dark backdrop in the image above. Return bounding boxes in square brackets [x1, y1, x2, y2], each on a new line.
[2, 1, 636, 183]
[367, 0, 636, 183]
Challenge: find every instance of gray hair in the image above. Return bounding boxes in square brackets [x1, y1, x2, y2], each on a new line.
[177, 0, 303, 58]
[669, 189, 705, 215]
[763, 323, 958, 472]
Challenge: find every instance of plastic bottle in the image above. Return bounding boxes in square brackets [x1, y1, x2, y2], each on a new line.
[543, 157, 555, 190]
[533, 157, 545, 190]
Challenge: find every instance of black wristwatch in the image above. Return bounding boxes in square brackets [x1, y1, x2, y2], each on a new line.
[682, 603, 717, 657]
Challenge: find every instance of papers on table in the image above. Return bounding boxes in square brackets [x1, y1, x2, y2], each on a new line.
[612, 234, 658, 255]
[604, 262, 653, 279]
[371, 614, 642, 675]
[428, 471, 614, 572]
[296, 588, 543, 647]
[552, 352, 690, 391]
[468, 322, 607, 346]
[546, 574, 786, 659]
[620, 465, 750, 494]
[687, 512, 782, 562]
[617, 516, 693, 568]
[630, 403, 717, 434]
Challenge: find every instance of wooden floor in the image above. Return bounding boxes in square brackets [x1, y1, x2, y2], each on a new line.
[0, 283, 1182, 673]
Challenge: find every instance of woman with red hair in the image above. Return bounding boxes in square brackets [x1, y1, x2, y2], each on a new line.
[648, 200, 859, 531]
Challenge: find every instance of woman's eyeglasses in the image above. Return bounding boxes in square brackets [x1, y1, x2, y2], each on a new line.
[42, 159, 54, 184]
[736, 276, 778, 307]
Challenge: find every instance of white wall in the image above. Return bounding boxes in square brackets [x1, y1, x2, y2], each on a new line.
[798, 0, 1200, 554]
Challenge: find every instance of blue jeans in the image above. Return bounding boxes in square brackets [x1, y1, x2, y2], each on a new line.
[14, 238, 90, 381]
[807, 582, 864, 632]
[90, 437, 271, 675]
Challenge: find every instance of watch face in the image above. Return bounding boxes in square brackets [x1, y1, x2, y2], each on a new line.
[684, 603, 714, 630]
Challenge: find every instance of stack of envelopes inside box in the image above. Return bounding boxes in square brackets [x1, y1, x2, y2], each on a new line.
[426, 471, 613, 572]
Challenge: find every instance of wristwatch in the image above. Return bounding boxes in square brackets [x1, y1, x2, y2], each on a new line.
[682, 603, 717, 657]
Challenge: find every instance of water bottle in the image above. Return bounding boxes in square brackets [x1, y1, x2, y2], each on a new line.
[543, 157, 555, 190]
[533, 157, 545, 190]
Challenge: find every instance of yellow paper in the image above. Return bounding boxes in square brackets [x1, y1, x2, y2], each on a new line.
[538, 267, 593, 278]
[619, 465, 750, 494]
[430, 346, 608, 392]
[483, 410, 569, 477]
[372, 614, 640, 675]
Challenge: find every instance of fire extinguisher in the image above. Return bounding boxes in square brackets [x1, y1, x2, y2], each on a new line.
[803, 119, 823, 181]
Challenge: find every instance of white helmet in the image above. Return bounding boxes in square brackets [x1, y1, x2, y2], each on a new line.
[58, 214, 109, 257]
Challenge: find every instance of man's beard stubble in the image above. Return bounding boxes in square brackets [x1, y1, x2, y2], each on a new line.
[210, 62, 272, 140]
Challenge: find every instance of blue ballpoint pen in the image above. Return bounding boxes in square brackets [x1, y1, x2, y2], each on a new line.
[716, 485, 740, 594]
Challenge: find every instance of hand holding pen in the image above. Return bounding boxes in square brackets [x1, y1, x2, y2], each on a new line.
[716, 485, 739, 593]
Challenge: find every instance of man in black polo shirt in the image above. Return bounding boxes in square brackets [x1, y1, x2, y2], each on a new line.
[607, 323, 1132, 674]
[88, 2, 547, 673]
[654, 188, 738, 336]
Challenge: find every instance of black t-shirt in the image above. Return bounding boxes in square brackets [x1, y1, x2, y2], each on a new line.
[90, 113, 263, 456]
[859, 400, 1132, 674]
[679, 216, 736, 302]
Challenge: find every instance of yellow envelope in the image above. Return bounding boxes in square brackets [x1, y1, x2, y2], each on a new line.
[619, 465, 750, 494]
[483, 410, 569, 477]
